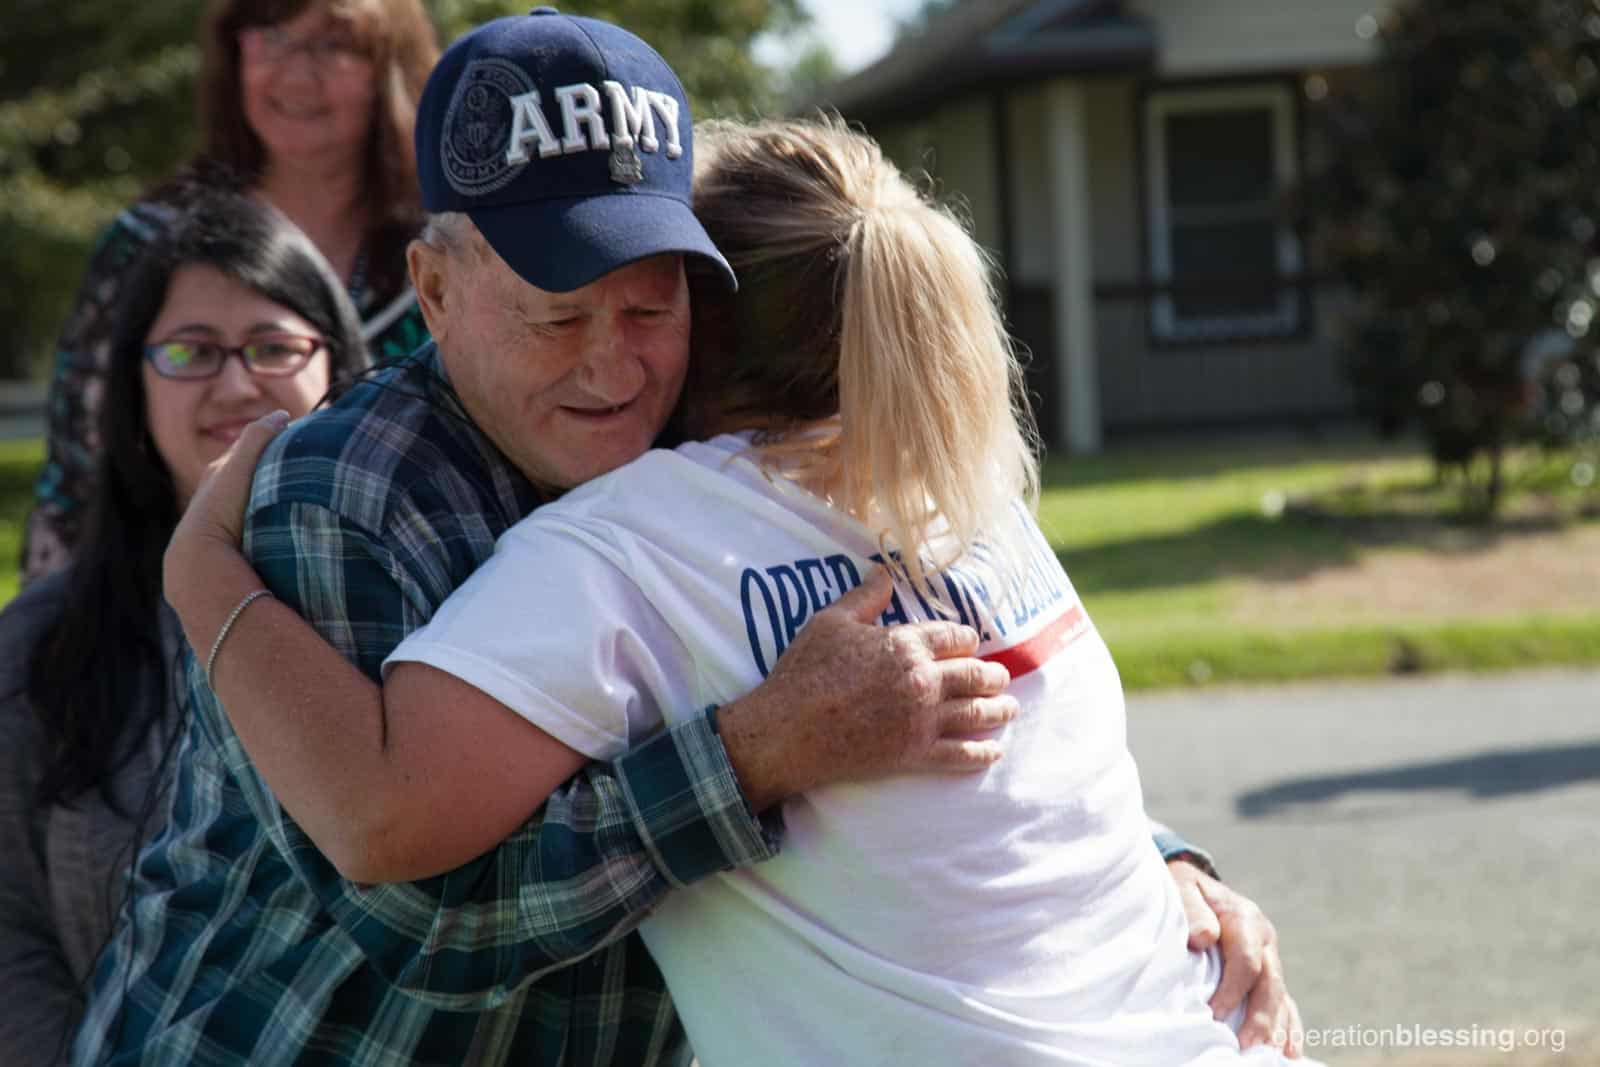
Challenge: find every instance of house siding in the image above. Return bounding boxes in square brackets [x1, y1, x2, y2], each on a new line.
[1131, 0, 1386, 77]
[1089, 74, 1352, 429]
[1094, 292, 1354, 432]
[853, 32, 1365, 440]
[872, 98, 1004, 258]
[1004, 87, 1056, 286]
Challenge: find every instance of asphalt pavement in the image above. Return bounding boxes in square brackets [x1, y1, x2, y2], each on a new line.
[1128, 669, 1600, 1063]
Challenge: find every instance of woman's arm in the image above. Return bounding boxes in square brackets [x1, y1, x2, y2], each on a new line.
[166, 415, 586, 883]
[207, 583, 586, 884]
[167, 416, 1017, 884]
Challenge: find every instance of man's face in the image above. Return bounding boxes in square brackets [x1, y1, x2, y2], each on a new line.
[423, 235, 691, 492]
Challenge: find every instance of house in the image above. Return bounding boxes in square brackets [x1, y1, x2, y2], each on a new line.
[816, 0, 1395, 451]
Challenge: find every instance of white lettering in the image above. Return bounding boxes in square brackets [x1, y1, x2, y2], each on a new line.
[602, 80, 657, 153]
[555, 83, 609, 152]
[507, 82, 681, 164]
[505, 90, 560, 164]
[645, 90, 683, 159]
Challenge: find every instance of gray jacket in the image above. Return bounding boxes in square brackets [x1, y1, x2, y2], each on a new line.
[0, 572, 180, 1066]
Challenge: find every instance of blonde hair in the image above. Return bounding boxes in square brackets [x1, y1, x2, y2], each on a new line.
[689, 117, 1040, 589]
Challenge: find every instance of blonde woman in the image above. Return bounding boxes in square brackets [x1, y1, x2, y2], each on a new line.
[169, 119, 1312, 1064]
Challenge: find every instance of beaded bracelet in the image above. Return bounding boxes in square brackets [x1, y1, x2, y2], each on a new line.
[205, 588, 274, 691]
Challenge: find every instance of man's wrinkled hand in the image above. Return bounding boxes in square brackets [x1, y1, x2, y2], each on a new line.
[718, 568, 1019, 812]
[1169, 859, 1304, 1058]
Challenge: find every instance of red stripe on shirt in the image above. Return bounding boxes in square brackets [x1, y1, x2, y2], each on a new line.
[980, 604, 1089, 680]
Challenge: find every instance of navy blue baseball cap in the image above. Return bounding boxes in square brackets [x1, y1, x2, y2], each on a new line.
[416, 8, 734, 293]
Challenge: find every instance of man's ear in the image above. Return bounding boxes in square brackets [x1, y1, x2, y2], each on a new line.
[408, 239, 452, 345]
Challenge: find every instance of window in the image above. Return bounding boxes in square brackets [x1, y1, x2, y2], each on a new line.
[1144, 84, 1303, 342]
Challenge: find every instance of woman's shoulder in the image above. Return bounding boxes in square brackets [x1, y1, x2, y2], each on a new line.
[513, 441, 771, 555]
[0, 572, 70, 718]
[0, 572, 70, 660]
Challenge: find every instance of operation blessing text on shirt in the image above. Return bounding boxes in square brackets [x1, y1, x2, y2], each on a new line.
[739, 506, 1073, 677]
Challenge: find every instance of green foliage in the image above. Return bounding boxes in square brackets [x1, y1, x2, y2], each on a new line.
[432, 0, 809, 118]
[1317, 0, 1600, 512]
[0, 0, 818, 381]
[0, 1, 203, 378]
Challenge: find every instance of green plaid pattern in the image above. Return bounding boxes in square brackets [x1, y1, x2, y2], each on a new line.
[73, 346, 779, 1066]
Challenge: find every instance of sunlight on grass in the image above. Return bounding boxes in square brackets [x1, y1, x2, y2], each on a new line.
[1036, 435, 1600, 689]
[0, 438, 42, 605]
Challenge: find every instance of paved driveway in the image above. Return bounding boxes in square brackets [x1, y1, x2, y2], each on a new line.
[1128, 669, 1600, 1063]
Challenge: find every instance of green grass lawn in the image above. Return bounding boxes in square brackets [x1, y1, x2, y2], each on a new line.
[1040, 435, 1600, 688]
[0, 438, 42, 605]
[1, 431, 1596, 689]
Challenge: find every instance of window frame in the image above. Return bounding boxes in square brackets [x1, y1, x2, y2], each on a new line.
[1142, 82, 1305, 344]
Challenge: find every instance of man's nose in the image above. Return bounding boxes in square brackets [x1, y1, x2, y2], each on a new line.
[576, 327, 646, 402]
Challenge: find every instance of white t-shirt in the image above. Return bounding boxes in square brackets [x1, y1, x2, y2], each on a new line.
[388, 434, 1272, 1066]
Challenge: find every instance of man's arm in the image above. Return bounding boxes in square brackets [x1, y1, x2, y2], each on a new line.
[1150, 819, 1219, 878]
[184, 528, 1004, 886]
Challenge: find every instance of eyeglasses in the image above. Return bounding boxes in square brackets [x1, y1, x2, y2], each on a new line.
[238, 25, 373, 72]
[144, 334, 325, 380]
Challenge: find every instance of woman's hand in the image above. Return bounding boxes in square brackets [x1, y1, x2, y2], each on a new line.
[177, 409, 289, 550]
[164, 409, 290, 651]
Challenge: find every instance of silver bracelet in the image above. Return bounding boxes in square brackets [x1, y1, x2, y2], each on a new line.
[205, 589, 274, 691]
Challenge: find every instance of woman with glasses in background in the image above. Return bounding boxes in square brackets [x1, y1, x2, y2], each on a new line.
[0, 186, 369, 1067]
[22, 0, 438, 584]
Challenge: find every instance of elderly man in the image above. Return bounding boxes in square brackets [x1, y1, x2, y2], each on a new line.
[77, 10, 1297, 1066]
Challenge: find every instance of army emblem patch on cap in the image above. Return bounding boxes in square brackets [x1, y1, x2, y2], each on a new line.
[609, 140, 643, 185]
[441, 58, 534, 197]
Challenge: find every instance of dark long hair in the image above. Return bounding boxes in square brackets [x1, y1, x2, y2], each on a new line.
[191, 0, 440, 299]
[27, 186, 368, 811]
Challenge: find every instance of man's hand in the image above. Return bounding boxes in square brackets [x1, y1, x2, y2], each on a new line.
[1169, 859, 1304, 1057]
[718, 569, 1018, 812]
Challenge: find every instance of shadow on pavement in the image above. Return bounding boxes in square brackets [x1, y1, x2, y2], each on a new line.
[1234, 742, 1600, 818]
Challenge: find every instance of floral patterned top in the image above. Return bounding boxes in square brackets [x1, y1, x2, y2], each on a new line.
[20, 200, 430, 584]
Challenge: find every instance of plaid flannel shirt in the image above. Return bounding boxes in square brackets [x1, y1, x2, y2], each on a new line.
[73, 347, 779, 1066]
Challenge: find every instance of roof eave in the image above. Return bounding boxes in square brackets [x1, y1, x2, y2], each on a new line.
[815, 31, 1156, 124]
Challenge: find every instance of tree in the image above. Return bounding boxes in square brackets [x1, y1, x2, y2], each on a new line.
[425, 1, 808, 118]
[0, 0, 811, 379]
[1318, 0, 1600, 513]
[0, 0, 204, 378]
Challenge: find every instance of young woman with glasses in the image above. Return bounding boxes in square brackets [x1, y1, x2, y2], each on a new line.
[0, 186, 369, 1067]
[21, 0, 439, 584]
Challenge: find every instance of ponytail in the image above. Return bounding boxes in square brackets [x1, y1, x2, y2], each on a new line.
[692, 116, 1040, 588]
